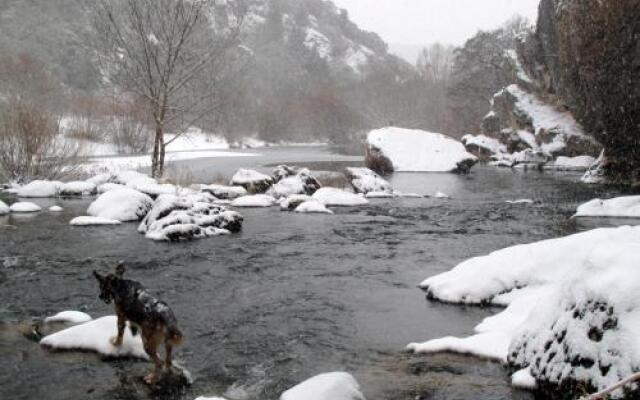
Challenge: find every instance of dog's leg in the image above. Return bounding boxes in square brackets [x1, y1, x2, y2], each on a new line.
[164, 342, 173, 370]
[110, 314, 125, 347]
[142, 332, 163, 384]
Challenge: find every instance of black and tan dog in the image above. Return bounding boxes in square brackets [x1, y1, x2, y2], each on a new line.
[93, 263, 183, 384]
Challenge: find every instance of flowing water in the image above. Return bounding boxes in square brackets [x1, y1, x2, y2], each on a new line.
[0, 146, 634, 400]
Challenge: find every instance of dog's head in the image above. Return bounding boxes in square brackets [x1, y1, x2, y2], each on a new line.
[93, 262, 126, 304]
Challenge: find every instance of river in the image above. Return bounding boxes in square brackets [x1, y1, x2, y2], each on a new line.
[0, 146, 632, 400]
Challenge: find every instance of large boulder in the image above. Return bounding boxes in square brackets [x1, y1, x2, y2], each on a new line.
[87, 188, 153, 222]
[230, 169, 274, 193]
[59, 181, 97, 197]
[16, 180, 61, 198]
[365, 127, 477, 174]
[200, 184, 248, 200]
[312, 188, 368, 207]
[267, 169, 321, 199]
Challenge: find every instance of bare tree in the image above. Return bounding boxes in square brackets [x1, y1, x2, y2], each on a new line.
[89, 0, 247, 177]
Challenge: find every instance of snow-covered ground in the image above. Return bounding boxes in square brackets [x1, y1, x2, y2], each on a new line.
[44, 311, 92, 324]
[462, 134, 507, 155]
[367, 127, 477, 172]
[409, 226, 640, 396]
[280, 372, 365, 400]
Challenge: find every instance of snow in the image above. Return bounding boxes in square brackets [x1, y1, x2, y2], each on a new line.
[97, 183, 126, 194]
[365, 191, 395, 198]
[280, 194, 312, 211]
[70, 216, 122, 226]
[506, 84, 588, 139]
[87, 188, 153, 222]
[200, 184, 248, 200]
[0, 200, 9, 215]
[40, 315, 147, 359]
[575, 196, 640, 218]
[411, 226, 640, 396]
[512, 367, 537, 390]
[164, 128, 229, 152]
[132, 182, 179, 198]
[231, 194, 276, 208]
[345, 167, 392, 194]
[304, 28, 332, 60]
[506, 199, 534, 205]
[59, 181, 97, 196]
[516, 130, 537, 149]
[16, 180, 61, 198]
[462, 134, 507, 154]
[280, 372, 365, 400]
[295, 201, 334, 215]
[10, 202, 42, 213]
[312, 188, 368, 207]
[49, 205, 64, 212]
[434, 191, 450, 199]
[550, 155, 597, 171]
[266, 169, 320, 198]
[44, 311, 92, 324]
[230, 169, 273, 186]
[108, 171, 156, 187]
[367, 127, 477, 172]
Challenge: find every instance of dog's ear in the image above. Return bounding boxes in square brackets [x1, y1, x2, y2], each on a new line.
[93, 270, 104, 282]
[115, 262, 125, 277]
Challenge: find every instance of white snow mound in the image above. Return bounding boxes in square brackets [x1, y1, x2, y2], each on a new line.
[87, 188, 153, 222]
[367, 127, 476, 172]
[231, 194, 276, 208]
[575, 196, 640, 219]
[70, 216, 122, 226]
[17, 180, 61, 198]
[40, 315, 148, 359]
[10, 202, 42, 213]
[295, 201, 334, 215]
[44, 311, 92, 324]
[280, 372, 365, 400]
[312, 188, 368, 207]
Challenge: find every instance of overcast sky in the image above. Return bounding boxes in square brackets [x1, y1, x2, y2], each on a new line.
[331, 0, 540, 47]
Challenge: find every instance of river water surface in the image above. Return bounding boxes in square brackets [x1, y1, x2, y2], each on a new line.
[0, 146, 632, 400]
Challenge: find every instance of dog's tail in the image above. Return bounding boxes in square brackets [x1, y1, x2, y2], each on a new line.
[167, 325, 184, 347]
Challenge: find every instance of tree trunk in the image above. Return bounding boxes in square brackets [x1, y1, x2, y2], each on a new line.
[158, 139, 166, 178]
[151, 124, 163, 178]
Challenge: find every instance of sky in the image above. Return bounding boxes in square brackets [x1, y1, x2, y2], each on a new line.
[331, 0, 540, 62]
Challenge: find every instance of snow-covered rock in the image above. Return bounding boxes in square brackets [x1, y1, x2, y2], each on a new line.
[0, 200, 9, 215]
[312, 188, 368, 207]
[200, 184, 248, 200]
[40, 315, 147, 359]
[461, 134, 507, 159]
[512, 367, 537, 390]
[16, 180, 61, 198]
[505, 199, 534, 205]
[230, 169, 273, 193]
[280, 194, 312, 211]
[138, 195, 190, 233]
[10, 202, 42, 213]
[231, 194, 276, 208]
[295, 201, 334, 215]
[267, 169, 321, 198]
[365, 127, 477, 173]
[434, 191, 450, 199]
[44, 311, 92, 324]
[281, 372, 365, 400]
[49, 205, 63, 212]
[544, 155, 596, 171]
[133, 183, 179, 198]
[365, 191, 396, 199]
[85, 173, 112, 186]
[108, 170, 156, 187]
[70, 216, 122, 226]
[59, 181, 97, 197]
[582, 151, 607, 184]
[345, 167, 391, 194]
[272, 165, 301, 182]
[87, 188, 153, 222]
[410, 226, 640, 396]
[575, 196, 640, 219]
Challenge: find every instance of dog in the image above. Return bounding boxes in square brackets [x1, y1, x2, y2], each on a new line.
[93, 262, 183, 384]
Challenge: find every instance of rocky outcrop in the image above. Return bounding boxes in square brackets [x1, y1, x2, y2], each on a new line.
[518, 0, 640, 182]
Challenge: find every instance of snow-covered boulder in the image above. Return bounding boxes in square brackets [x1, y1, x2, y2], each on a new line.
[280, 194, 312, 211]
[87, 188, 153, 222]
[344, 167, 391, 195]
[409, 226, 640, 396]
[108, 170, 156, 187]
[281, 372, 365, 400]
[365, 127, 477, 173]
[85, 173, 112, 186]
[40, 315, 147, 359]
[138, 195, 190, 233]
[272, 165, 301, 183]
[461, 134, 507, 160]
[16, 180, 61, 198]
[59, 181, 97, 197]
[267, 169, 321, 198]
[295, 201, 333, 215]
[231, 194, 276, 208]
[70, 216, 122, 226]
[0, 200, 9, 215]
[200, 184, 248, 200]
[575, 196, 640, 219]
[10, 202, 42, 213]
[230, 169, 273, 193]
[49, 205, 63, 212]
[44, 311, 92, 324]
[133, 183, 179, 198]
[312, 188, 368, 207]
[582, 151, 607, 184]
[544, 155, 596, 171]
[97, 183, 126, 194]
